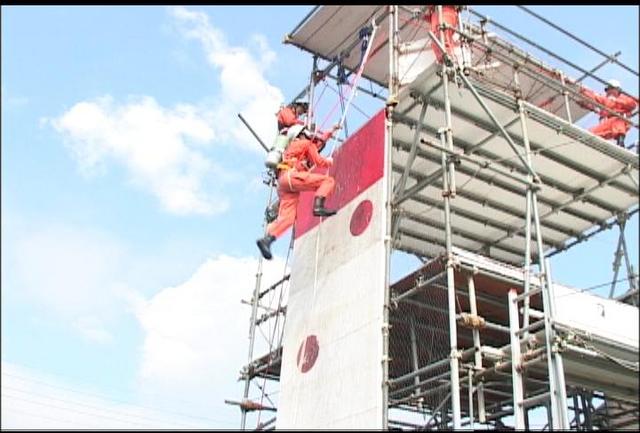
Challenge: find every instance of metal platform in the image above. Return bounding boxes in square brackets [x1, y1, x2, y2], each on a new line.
[287, 5, 639, 266]
[391, 62, 639, 265]
[287, 5, 594, 119]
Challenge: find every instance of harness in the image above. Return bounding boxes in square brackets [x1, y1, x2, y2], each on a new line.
[276, 161, 297, 192]
[276, 155, 311, 192]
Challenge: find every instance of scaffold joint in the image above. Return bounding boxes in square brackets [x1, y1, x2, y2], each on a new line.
[450, 349, 462, 360]
[458, 312, 486, 330]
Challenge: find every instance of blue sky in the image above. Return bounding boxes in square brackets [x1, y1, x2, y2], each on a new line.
[2, 5, 638, 429]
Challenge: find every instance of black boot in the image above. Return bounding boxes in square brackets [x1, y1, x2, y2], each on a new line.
[313, 196, 337, 217]
[616, 135, 625, 148]
[256, 235, 276, 260]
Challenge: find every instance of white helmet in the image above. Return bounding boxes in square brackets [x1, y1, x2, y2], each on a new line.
[606, 79, 621, 90]
[287, 124, 307, 140]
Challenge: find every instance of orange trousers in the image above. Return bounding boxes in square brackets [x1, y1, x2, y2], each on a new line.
[266, 169, 336, 239]
[589, 117, 630, 141]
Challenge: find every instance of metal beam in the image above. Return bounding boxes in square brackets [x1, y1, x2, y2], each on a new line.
[392, 112, 626, 227]
[546, 207, 639, 258]
[391, 161, 577, 244]
[487, 166, 632, 251]
[424, 89, 638, 206]
[399, 210, 533, 258]
[287, 7, 390, 104]
[393, 135, 599, 229]
[466, 8, 640, 106]
[392, 100, 429, 240]
[459, 22, 639, 129]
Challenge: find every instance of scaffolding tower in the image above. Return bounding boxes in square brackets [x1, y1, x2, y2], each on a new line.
[231, 5, 639, 430]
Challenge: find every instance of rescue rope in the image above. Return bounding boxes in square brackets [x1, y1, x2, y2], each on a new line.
[326, 83, 371, 119]
[328, 18, 380, 158]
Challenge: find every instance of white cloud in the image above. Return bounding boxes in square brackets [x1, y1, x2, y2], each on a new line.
[49, 95, 228, 216]
[131, 253, 289, 418]
[47, 7, 286, 216]
[170, 6, 284, 153]
[4, 213, 290, 426]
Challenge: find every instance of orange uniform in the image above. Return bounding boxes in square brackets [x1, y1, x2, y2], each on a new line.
[580, 87, 637, 142]
[425, 5, 460, 64]
[276, 106, 305, 133]
[266, 130, 335, 239]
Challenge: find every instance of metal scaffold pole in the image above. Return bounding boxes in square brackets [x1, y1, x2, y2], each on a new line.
[514, 68, 534, 336]
[241, 188, 273, 430]
[307, 55, 318, 129]
[382, 4, 399, 429]
[532, 190, 571, 429]
[436, 5, 461, 429]
[609, 213, 639, 301]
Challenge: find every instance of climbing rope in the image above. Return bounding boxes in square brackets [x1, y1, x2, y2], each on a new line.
[327, 18, 380, 158]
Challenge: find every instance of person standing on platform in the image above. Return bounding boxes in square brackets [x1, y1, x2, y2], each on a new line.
[579, 79, 638, 148]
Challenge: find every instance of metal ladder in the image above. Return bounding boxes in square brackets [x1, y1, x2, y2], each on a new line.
[508, 258, 570, 430]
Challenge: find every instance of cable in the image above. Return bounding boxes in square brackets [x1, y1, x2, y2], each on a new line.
[516, 6, 638, 77]
[1, 371, 226, 425]
[2, 386, 206, 428]
[554, 275, 636, 299]
[326, 17, 380, 159]
[325, 83, 371, 120]
[467, 7, 639, 112]
[1, 405, 86, 427]
[1, 392, 195, 428]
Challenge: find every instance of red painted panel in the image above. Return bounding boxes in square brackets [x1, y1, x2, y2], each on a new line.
[294, 109, 385, 239]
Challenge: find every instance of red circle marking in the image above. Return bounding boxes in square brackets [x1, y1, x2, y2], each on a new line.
[296, 335, 319, 373]
[350, 200, 373, 237]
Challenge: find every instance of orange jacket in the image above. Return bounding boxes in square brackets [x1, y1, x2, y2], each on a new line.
[277, 106, 305, 132]
[282, 132, 333, 172]
[580, 88, 637, 119]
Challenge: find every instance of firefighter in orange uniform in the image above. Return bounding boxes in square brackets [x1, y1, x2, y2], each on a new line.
[579, 79, 638, 147]
[256, 124, 340, 260]
[276, 101, 308, 133]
